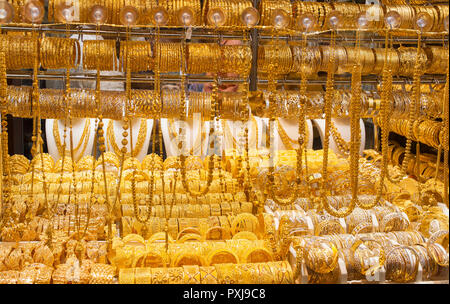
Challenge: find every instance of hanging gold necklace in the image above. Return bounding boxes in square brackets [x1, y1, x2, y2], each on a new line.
[107, 119, 147, 158]
[221, 116, 258, 151]
[53, 119, 91, 159]
[329, 119, 350, 157]
[276, 118, 309, 151]
[320, 28, 353, 216]
[0, 30, 10, 227]
[168, 118, 206, 155]
[179, 30, 217, 198]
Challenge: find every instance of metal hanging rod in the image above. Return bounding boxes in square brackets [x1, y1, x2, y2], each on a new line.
[6, 72, 244, 83]
[257, 76, 447, 85]
[1, 24, 246, 40]
[264, 35, 450, 44]
[6, 72, 446, 85]
[1, 24, 448, 44]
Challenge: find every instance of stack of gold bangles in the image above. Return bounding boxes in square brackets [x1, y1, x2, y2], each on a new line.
[119, 40, 153, 72]
[121, 212, 262, 240]
[119, 261, 293, 284]
[380, 117, 442, 149]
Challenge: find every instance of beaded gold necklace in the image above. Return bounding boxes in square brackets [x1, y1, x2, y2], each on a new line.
[266, 33, 288, 205]
[401, 30, 424, 174]
[348, 25, 363, 213]
[276, 118, 309, 151]
[358, 27, 395, 210]
[32, 30, 51, 241]
[238, 30, 254, 200]
[320, 28, 354, 216]
[53, 119, 91, 160]
[90, 23, 112, 247]
[107, 118, 148, 158]
[266, 31, 309, 206]
[132, 26, 162, 227]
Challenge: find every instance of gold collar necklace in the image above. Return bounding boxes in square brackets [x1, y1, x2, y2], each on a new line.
[276, 118, 309, 151]
[53, 119, 91, 160]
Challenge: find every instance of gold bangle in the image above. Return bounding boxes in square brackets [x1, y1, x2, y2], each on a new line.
[215, 263, 238, 284]
[182, 265, 202, 284]
[134, 267, 152, 284]
[199, 266, 219, 284]
[119, 268, 136, 284]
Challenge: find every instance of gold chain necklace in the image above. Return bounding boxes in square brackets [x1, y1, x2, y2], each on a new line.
[53, 119, 90, 159]
[221, 116, 258, 151]
[329, 119, 351, 157]
[107, 119, 147, 157]
[168, 118, 206, 155]
[276, 118, 309, 151]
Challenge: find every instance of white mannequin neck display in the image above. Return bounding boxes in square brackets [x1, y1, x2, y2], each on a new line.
[104, 118, 154, 161]
[218, 116, 265, 154]
[313, 118, 366, 156]
[46, 118, 96, 162]
[161, 116, 210, 158]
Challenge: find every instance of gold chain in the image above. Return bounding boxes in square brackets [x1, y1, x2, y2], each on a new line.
[401, 30, 423, 173]
[329, 119, 350, 157]
[222, 116, 258, 151]
[53, 119, 91, 159]
[276, 118, 309, 151]
[168, 118, 206, 155]
[107, 119, 148, 158]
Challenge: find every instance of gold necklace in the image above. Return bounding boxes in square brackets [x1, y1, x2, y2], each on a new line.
[53, 119, 90, 160]
[107, 119, 147, 157]
[276, 118, 309, 151]
[222, 116, 258, 151]
[329, 119, 351, 157]
[168, 118, 206, 155]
